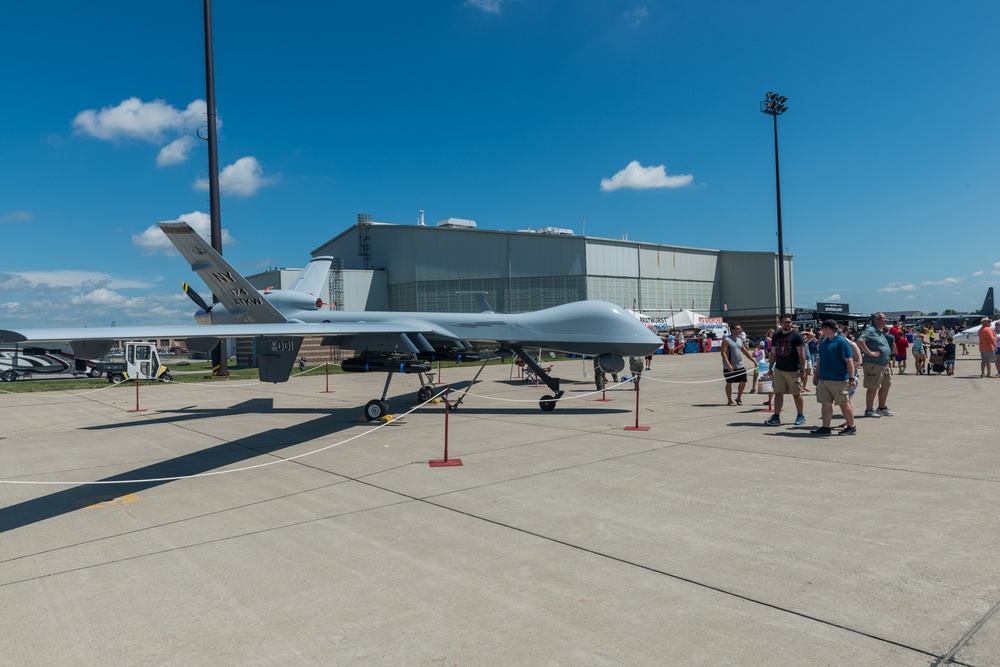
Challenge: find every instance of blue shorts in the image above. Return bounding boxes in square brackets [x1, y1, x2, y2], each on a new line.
[944, 360, 955, 367]
[895, 355, 907, 362]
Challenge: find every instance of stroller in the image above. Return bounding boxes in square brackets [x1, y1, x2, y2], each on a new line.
[927, 346, 946, 374]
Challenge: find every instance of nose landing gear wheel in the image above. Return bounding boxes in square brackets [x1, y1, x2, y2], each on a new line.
[417, 385, 434, 403]
[365, 399, 389, 421]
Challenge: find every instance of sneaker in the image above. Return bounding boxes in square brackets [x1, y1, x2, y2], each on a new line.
[763, 415, 781, 426]
[810, 426, 832, 435]
[875, 407, 894, 417]
[839, 425, 857, 435]
[864, 409, 880, 418]
[794, 414, 806, 426]
[749, 388, 756, 394]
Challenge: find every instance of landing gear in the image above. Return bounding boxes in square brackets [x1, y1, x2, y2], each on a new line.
[365, 399, 390, 421]
[511, 345, 565, 412]
[417, 385, 435, 402]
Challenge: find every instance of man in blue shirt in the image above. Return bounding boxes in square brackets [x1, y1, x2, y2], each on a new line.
[811, 319, 857, 436]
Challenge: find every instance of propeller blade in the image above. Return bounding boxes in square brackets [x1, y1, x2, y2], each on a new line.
[182, 282, 213, 312]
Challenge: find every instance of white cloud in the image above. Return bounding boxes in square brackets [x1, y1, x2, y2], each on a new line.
[465, 0, 502, 14]
[600, 160, 693, 191]
[1, 210, 32, 224]
[157, 136, 197, 166]
[623, 6, 649, 27]
[73, 97, 208, 143]
[972, 270, 984, 277]
[194, 156, 275, 198]
[823, 294, 842, 301]
[12, 270, 153, 289]
[993, 261, 1000, 275]
[132, 210, 235, 255]
[920, 277, 963, 286]
[877, 282, 918, 293]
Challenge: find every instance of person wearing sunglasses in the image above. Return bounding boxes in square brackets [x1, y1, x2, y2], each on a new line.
[762, 315, 807, 427]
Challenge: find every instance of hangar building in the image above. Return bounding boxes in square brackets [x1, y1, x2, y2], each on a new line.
[248, 215, 793, 337]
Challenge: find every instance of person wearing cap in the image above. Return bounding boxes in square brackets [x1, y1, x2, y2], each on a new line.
[811, 319, 857, 436]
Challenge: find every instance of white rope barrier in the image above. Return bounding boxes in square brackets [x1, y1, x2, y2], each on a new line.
[0, 389, 448, 487]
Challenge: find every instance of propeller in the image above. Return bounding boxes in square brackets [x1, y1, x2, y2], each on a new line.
[182, 282, 213, 312]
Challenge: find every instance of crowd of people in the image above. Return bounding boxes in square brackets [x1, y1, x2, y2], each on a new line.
[719, 313, 999, 436]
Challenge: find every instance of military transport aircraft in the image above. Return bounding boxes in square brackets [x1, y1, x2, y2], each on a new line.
[908, 287, 995, 328]
[0, 221, 662, 418]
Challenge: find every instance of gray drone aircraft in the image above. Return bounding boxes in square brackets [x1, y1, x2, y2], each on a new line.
[0, 221, 662, 418]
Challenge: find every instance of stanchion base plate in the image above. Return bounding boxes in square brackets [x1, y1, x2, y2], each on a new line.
[623, 425, 650, 431]
[429, 458, 463, 467]
[319, 390, 335, 394]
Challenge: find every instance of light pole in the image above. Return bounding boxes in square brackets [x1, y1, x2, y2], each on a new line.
[760, 91, 788, 316]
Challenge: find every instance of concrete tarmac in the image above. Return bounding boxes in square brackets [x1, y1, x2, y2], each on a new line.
[1, 354, 998, 666]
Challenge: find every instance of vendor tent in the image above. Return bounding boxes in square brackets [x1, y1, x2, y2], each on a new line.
[665, 309, 708, 328]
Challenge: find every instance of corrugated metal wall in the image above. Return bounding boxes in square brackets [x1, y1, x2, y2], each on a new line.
[308, 224, 790, 316]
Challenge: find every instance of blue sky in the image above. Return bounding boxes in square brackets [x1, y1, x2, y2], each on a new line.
[1, 0, 997, 327]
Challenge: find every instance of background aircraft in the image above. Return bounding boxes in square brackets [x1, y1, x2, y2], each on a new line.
[908, 288, 994, 328]
[0, 221, 662, 417]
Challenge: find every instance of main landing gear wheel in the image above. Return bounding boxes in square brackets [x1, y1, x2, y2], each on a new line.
[365, 399, 389, 421]
[417, 385, 434, 402]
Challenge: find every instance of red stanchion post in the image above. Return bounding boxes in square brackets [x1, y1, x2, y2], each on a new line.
[594, 374, 614, 402]
[321, 348, 334, 394]
[430, 388, 462, 467]
[623, 377, 649, 431]
[128, 376, 147, 413]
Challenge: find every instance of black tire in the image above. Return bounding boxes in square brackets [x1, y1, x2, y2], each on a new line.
[161, 372, 173, 383]
[109, 373, 125, 385]
[88, 368, 102, 378]
[417, 385, 434, 402]
[365, 399, 388, 421]
[1, 369, 15, 382]
[539, 395, 557, 412]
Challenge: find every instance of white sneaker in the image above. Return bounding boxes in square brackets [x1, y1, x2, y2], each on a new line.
[864, 409, 879, 418]
[875, 407, 895, 417]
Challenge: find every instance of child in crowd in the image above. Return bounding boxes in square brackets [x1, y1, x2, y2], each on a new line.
[894, 331, 909, 374]
[944, 336, 956, 376]
[750, 341, 767, 394]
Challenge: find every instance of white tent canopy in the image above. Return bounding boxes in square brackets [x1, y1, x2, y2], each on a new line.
[664, 309, 708, 328]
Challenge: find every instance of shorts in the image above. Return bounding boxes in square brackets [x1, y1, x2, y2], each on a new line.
[772, 369, 802, 395]
[982, 350, 997, 363]
[816, 379, 851, 406]
[895, 355, 907, 362]
[724, 368, 748, 384]
[862, 362, 892, 390]
[912, 346, 924, 355]
[944, 360, 955, 368]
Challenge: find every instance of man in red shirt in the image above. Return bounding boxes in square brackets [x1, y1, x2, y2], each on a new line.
[978, 317, 997, 378]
